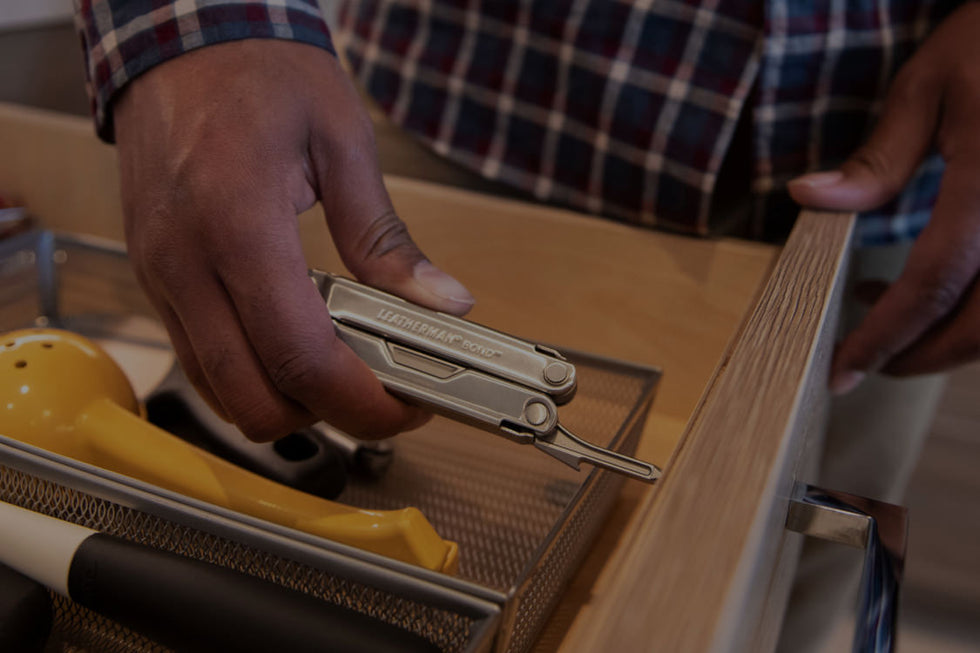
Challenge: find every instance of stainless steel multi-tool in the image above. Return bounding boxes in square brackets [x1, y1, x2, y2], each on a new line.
[310, 270, 661, 483]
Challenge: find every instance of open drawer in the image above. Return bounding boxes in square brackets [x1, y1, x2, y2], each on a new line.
[1, 102, 859, 652]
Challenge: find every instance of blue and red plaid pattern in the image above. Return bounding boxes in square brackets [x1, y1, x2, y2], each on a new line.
[339, 0, 760, 234]
[336, 0, 961, 244]
[73, 0, 334, 141]
[74, 0, 963, 244]
[753, 0, 957, 244]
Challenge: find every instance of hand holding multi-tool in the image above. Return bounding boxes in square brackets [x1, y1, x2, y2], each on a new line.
[311, 271, 660, 483]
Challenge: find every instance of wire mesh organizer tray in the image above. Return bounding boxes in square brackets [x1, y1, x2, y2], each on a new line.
[0, 230, 661, 653]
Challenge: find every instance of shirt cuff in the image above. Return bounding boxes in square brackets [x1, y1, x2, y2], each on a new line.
[73, 0, 335, 142]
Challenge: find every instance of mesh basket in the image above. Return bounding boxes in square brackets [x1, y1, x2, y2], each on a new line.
[0, 231, 659, 653]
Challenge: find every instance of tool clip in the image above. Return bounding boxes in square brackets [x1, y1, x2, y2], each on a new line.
[311, 271, 660, 483]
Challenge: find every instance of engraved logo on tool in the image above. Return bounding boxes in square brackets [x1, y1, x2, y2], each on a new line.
[375, 309, 501, 358]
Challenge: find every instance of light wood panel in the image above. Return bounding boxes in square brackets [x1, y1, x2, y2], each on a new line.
[0, 103, 122, 236]
[563, 210, 855, 652]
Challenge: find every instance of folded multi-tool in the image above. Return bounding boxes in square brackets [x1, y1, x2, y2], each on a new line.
[310, 270, 661, 483]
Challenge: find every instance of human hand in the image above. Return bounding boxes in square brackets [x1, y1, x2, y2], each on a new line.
[114, 40, 474, 440]
[787, 2, 980, 394]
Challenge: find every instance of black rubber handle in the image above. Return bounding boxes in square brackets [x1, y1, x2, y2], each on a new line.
[0, 561, 52, 653]
[68, 534, 440, 653]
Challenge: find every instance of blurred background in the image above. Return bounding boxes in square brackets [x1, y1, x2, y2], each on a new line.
[0, 1, 977, 650]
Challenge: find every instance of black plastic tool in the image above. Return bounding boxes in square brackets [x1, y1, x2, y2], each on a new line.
[0, 501, 440, 653]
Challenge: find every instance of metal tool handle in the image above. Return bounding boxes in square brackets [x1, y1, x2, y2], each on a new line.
[334, 323, 559, 442]
[312, 270, 577, 403]
[786, 484, 908, 653]
[534, 425, 661, 482]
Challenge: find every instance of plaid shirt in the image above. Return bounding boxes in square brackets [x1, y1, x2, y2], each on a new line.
[73, 0, 334, 140]
[75, 0, 961, 245]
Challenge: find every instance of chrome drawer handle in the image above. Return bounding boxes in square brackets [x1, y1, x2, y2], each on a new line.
[786, 484, 908, 653]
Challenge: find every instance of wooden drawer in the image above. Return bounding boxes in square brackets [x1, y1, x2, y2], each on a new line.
[0, 102, 854, 652]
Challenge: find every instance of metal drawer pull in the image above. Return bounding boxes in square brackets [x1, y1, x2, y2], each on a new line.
[786, 484, 908, 653]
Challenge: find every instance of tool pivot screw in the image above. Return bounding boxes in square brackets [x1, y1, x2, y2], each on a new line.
[524, 401, 550, 426]
[544, 363, 569, 385]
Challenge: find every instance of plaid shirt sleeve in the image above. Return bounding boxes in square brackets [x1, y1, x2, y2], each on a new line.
[73, 0, 334, 142]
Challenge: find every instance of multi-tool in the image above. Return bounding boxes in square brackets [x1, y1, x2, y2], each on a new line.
[310, 270, 661, 483]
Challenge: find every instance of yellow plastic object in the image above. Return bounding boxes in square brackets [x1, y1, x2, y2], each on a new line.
[0, 329, 458, 574]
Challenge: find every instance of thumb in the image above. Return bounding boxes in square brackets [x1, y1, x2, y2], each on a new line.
[335, 204, 477, 317]
[787, 67, 942, 212]
[309, 67, 474, 316]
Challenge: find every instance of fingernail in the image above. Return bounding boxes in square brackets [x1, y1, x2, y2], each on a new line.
[413, 261, 475, 305]
[829, 369, 866, 395]
[789, 170, 844, 188]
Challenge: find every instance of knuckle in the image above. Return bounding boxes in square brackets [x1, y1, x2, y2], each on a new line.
[196, 346, 232, 385]
[360, 210, 415, 258]
[847, 146, 903, 196]
[233, 404, 290, 442]
[268, 348, 322, 397]
[915, 272, 963, 316]
[350, 211, 422, 279]
[213, 380, 304, 443]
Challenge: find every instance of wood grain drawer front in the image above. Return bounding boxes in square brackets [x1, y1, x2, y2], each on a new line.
[564, 211, 856, 653]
